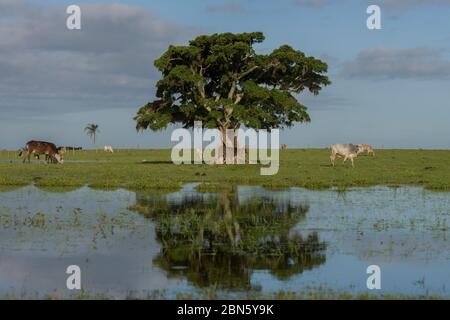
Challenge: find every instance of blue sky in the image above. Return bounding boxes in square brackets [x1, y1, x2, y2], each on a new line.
[1, 0, 450, 149]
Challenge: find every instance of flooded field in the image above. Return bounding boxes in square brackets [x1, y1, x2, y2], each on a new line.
[0, 184, 449, 299]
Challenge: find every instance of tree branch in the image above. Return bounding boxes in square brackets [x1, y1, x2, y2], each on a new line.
[237, 65, 259, 80]
[235, 93, 244, 104]
[228, 81, 236, 100]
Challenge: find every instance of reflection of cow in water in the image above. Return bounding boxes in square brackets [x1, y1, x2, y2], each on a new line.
[19, 141, 64, 164]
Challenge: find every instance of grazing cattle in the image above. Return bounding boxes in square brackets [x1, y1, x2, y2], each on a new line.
[58, 147, 67, 155]
[330, 144, 361, 167]
[357, 144, 375, 156]
[42, 147, 67, 163]
[281, 144, 288, 150]
[41, 147, 67, 163]
[19, 140, 64, 164]
[104, 145, 114, 153]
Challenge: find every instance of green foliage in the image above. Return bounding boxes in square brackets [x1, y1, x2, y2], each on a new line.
[135, 32, 330, 131]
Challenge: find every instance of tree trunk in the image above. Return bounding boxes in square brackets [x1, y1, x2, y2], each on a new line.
[219, 126, 241, 164]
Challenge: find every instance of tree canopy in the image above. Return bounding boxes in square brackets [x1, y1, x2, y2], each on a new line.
[135, 32, 330, 132]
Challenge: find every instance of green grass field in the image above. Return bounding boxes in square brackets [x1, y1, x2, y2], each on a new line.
[0, 149, 449, 191]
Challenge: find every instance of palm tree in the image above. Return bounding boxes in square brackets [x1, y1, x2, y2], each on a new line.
[84, 124, 99, 150]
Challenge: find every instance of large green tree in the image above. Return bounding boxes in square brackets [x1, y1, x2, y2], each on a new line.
[135, 32, 330, 141]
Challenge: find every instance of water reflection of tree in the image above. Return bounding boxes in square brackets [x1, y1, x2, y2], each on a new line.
[131, 188, 326, 290]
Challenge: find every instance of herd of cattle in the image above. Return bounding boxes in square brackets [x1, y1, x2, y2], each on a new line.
[17, 140, 374, 167]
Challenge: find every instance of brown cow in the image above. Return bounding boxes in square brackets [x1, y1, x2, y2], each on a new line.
[43, 147, 67, 163]
[33, 146, 67, 163]
[19, 141, 64, 164]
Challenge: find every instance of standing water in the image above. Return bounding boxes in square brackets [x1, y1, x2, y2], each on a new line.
[0, 184, 448, 299]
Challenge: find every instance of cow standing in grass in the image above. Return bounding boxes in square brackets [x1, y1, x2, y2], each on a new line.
[19, 141, 64, 164]
[32, 146, 67, 163]
[104, 145, 114, 153]
[357, 144, 375, 156]
[330, 144, 361, 168]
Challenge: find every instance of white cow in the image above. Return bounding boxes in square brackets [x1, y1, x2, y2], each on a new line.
[104, 145, 114, 153]
[330, 144, 361, 167]
[357, 144, 375, 156]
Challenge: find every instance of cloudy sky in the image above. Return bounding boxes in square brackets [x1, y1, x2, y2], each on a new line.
[1, 0, 449, 149]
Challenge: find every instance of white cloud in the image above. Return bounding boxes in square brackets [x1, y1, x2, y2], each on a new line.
[341, 47, 450, 80]
[383, 0, 450, 8]
[293, 0, 450, 8]
[0, 1, 196, 117]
